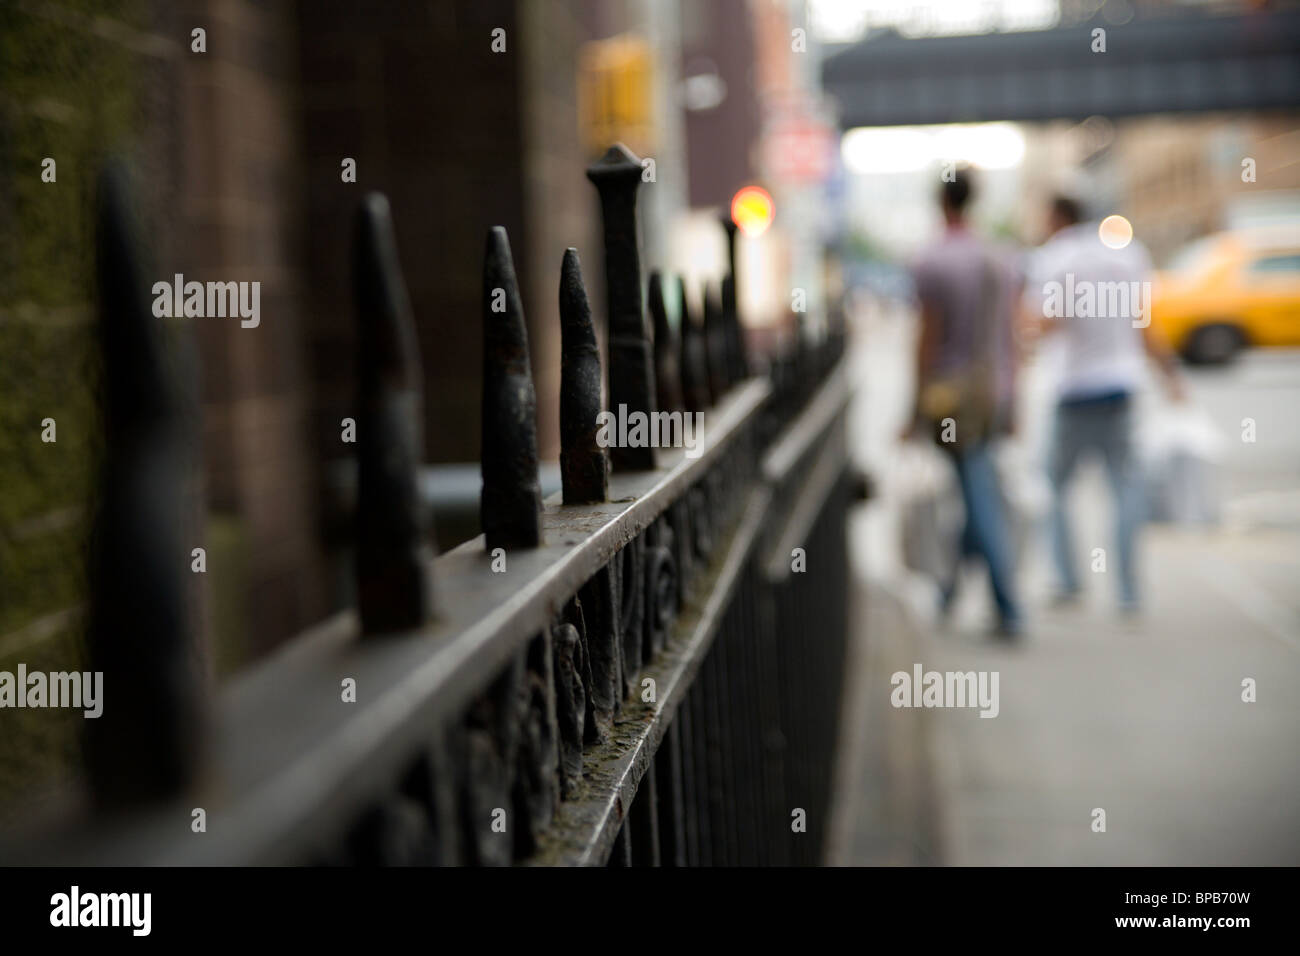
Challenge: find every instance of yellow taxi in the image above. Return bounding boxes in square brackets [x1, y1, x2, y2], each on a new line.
[1152, 227, 1300, 363]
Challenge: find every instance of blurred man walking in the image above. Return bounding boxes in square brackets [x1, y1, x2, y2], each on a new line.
[907, 168, 1023, 638]
[1024, 196, 1184, 614]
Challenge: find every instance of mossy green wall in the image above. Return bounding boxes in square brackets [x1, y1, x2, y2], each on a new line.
[0, 0, 145, 809]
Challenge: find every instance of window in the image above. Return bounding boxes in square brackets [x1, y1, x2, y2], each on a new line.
[1247, 254, 1300, 274]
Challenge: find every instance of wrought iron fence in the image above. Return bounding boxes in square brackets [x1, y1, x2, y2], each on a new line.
[3, 144, 855, 866]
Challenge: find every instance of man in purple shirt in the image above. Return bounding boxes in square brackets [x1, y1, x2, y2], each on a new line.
[907, 168, 1023, 638]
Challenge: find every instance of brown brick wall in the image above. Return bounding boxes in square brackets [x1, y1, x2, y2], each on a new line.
[520, 0, 601, 459]
[177, 0, 328, 659]
[298, 0, 530, 470]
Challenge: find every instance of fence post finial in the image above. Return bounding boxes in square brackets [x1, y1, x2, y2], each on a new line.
[586, 143, 656, 471]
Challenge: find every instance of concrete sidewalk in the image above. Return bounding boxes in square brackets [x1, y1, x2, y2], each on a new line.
[828, 302, 1300, 865]
[916, 521, 1300, 865]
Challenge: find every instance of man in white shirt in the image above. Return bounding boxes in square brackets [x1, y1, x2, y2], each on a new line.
[1023, 196, 1184, 613]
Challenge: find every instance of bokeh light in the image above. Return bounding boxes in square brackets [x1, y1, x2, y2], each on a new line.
[1099, 214, 1134, 249]
[731, 185, 774, 237]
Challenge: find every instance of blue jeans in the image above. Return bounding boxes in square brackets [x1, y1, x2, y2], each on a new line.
[1048, 393, 1142, 608]
[945, 441, 1022, 629]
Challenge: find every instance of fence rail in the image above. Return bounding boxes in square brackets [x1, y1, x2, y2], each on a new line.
[2, 145, 854, 866]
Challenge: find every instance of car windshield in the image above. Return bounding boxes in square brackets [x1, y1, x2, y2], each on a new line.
[1164, 237, 1218, 275]
[1248, 253, 1300, 273]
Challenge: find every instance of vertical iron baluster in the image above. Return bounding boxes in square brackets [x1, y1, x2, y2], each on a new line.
[481, 226, 543, 550]
[711, 612, 741, 864]
[617, 538, 645, 696]
[666, 498, 690, 612]
[586, 144, 657, 471]
[657, 717, 688, 866]
[754, 574, 788, 865]
[677, 696, 702, 865]
[694, 661, 722, 865]
[630, 760, 660, 866]
[737, 569, 766, 864]
[353, 193, 437, 635]
[609, 820, 633, 866]
[85, 160, 205, 807]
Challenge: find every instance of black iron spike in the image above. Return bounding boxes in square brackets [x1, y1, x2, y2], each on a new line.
[586, 143, 657, 471]
[353, 192, 437, 635]
[721, 213, 739, 285]
[648, 270, 684, 415]
[85, 160, 205, 808]
[703, 281, 731, 401]
[559, 248, 608, 505]
[721, 274, 749, 382]
[677, 276, 712, 411]
[481, 226, 543, 550]
[719, 216, 749, 382]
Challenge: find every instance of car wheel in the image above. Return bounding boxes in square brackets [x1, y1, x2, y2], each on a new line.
[1184, 323, 1244, 364]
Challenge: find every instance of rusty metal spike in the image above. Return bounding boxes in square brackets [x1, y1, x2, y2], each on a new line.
[648, 271, 684, 414]
[721, 213, 739, 284]
[481, 226, 543, 550]
[586, 143, 657, 471]
[703, 281, 731, 401]
[719, 216, 749, 382]
[721, 274, 749, 382]
[677, 276, 712, 411]
[353, 192, 436, 635]
[559, 248, 608, 505]
[722, 217, 754, 382]
[85, 159, 205, 808]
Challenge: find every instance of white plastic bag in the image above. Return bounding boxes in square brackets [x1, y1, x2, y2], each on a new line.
[1140, 403, 1224, 526]
[895, 441, 962, 581]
